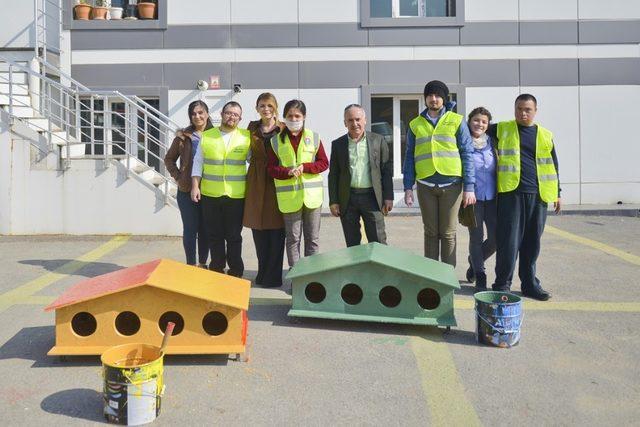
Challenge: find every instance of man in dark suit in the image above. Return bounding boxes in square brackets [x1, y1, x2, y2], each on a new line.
[328, 104, 394, 247]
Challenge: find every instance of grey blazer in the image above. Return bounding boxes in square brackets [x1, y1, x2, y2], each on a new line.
[328, 131, 393, 213]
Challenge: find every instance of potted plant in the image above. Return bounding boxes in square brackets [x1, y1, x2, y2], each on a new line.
[74, 0, 92, 20]
[92, 0, 110, 20]
[137, 0, 156, 20]
[109, 0, 124, 20]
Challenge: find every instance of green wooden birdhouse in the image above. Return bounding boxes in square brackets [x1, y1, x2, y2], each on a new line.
[286, 243, 459, 327]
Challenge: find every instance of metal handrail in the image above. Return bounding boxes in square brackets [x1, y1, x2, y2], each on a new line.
[1, 55, 178, 204]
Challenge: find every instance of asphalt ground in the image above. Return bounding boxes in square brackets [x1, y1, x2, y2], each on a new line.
[0, 214, 639, 426]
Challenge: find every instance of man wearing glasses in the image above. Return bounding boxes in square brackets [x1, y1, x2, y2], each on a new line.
[191, 101, 251, 277]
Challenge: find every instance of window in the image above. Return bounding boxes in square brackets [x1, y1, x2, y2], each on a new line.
[362, 0, 463, 27]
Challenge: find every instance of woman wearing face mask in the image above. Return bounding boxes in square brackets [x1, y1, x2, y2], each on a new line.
[267, 99, 329, 268]
[244, 93, 286, 287]
[164, 100, 213, 267]
[465, 107, 497, 291]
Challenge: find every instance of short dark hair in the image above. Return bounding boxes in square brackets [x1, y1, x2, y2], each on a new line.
[222, 101, 242, 112]
[468, 106, 492, 123]
[344, 103, 365, 115]
[515, 94, 537, 106]
[187, 100, 213, 129]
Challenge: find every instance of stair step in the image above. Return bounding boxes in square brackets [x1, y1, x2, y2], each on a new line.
[140, 168, 166, 186]
[0, 62, 28, 72]
[0, 83, 29, 96]
[59, 143, 87, 159]
[49, 130, 80, 146]
[2, 105, 35, 118]
[158, 180, 178, 198]
[120, 157, 150, 174]
[0, 72, 28, 85]
[24, 117, 61, 132]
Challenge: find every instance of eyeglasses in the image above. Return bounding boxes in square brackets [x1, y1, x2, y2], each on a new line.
[222, 111, 241, 118]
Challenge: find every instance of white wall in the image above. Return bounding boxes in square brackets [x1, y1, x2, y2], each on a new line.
[464, 0, 518, 22]
[298, 0, 359, 23]
[2, 128, 181, 235]
[578, 0, 640, 20]
[0, 0, 34, 48]
[168, 0, 230, 25]
[519, 0, 578, 20]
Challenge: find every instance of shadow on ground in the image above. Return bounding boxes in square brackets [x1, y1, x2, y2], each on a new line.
[41, 388, 105, 424]
[19, 260, 125, 278]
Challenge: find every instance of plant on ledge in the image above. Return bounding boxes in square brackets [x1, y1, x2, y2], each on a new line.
[138, 0, 157, 20]
[92, 0, 110, 20]
[74, 0, 92, 20]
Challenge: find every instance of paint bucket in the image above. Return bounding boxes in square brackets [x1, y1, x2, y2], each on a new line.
[101, 343, 164, 425]
[474, 291, 523, 348]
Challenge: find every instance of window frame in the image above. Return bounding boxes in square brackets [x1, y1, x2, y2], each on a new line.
[64, 0, 168, 30]
[361, 0, 464, 28]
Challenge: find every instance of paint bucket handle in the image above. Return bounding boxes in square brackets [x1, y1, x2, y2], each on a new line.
[476, 312, 524, 334]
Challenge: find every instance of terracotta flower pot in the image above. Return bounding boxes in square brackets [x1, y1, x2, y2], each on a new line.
[137, 2, 156, 19]
[74, 4, 92, 20]
[92, 6, 109, 20]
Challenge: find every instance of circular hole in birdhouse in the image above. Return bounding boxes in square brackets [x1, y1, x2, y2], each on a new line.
[379, 286, 402, 308]
[202, 311, 228, 336]
[417, 288, 441, 310]
[115, 311, 141, 336]
[341, 283, 363, 305]
[305, 282, 326, 304]
[71, 312, 97, 337]
[158, 311, 184, 336]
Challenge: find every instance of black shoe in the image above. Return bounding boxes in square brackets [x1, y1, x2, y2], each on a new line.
[466, 256, 475, 283]
[522, 287, 551, 301]
[475, 272, 487, 292]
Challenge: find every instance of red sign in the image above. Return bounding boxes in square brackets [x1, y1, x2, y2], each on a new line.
[209, 75, 220, 90]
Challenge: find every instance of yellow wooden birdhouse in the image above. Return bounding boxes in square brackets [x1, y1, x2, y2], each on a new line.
[44, 259, 250, 357]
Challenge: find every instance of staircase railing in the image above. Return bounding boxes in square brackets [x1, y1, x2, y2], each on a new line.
[34, 0, 64, 63]
[0, 53, 180, 204]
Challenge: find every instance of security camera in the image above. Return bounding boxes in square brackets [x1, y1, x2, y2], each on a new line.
[233, 84, 242, 94]
[196, 80, 208, 91]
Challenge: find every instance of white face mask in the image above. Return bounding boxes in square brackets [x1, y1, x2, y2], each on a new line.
[284, 119, 304, 132]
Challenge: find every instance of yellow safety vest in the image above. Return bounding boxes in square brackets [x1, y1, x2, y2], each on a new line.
[409, 111, 463, 179]
[496, 120, 558, 203]
[200, 127, 250, 199]
[270, 129, 323, 213]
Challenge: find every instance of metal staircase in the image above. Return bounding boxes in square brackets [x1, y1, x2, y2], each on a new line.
[0, 0, 181, 207]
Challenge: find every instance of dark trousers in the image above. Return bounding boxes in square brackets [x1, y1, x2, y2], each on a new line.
[340, 188, 387, 247]
[176, 190, 209, 265]
[252, 228, 286, 287]
[468, 199, 497, 275]
[494, 191, 548, 292]
[201, 195, 245, 277]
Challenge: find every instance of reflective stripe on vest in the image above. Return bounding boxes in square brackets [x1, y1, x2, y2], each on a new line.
[200, 127, 250, 199]
[270, 129, 323, 213]
[409, 111, 463, 179]
[496, 120, 558, 203]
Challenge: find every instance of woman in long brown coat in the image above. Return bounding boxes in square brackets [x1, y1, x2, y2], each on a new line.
[164, 100, 213, 267]
[244, 93, 286, 287]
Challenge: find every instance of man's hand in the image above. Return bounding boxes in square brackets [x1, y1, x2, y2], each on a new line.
[191, 187, 201, 202]
[382, 200, 393, 216]
[462, 191, 476, 208]
[404, 189, 414, 207]
[288, 165, 304, 177]
[554, 198, 562, 214]
[329, 204, 341, 217]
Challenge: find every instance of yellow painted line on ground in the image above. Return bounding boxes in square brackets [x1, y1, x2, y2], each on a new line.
[546, 225, 640, 266]
[0, 235, 130, 313]
[410, 329, 482, 427]
[16, 295, 56, 305]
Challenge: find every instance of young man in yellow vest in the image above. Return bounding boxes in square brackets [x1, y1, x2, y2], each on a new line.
[191, 101, 251, 277]
[403, 80, 476, 267]
[487, 94, 561, 301]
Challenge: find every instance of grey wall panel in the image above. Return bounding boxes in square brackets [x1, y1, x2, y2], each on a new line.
[520, 59, 578, 86]
[579, 58, 640, 85]
[164, 63, 232, 90]
[520, 21, 578, 44]
[368, 27, 459, 46]
[299, 61, 368, 88]
[460, 22, 518, 45]
[70, 30, 163, 50]
[369, 61, 459, 85]
[164, 25, 231, 49]
[231, 24, 298, 48]
[460, 60, 519, 86]
[231, 62, 298, 89]
[71, 64, 163, 87]
[579, 20, 640, 44]
[299, 23, 368, 47]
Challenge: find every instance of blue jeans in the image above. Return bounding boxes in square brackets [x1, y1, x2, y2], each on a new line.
[467, 199, 497, 275]
[176, 190, 209, 265]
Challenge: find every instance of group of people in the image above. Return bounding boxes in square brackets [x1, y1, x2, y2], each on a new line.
[165, 80, 560, 301]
